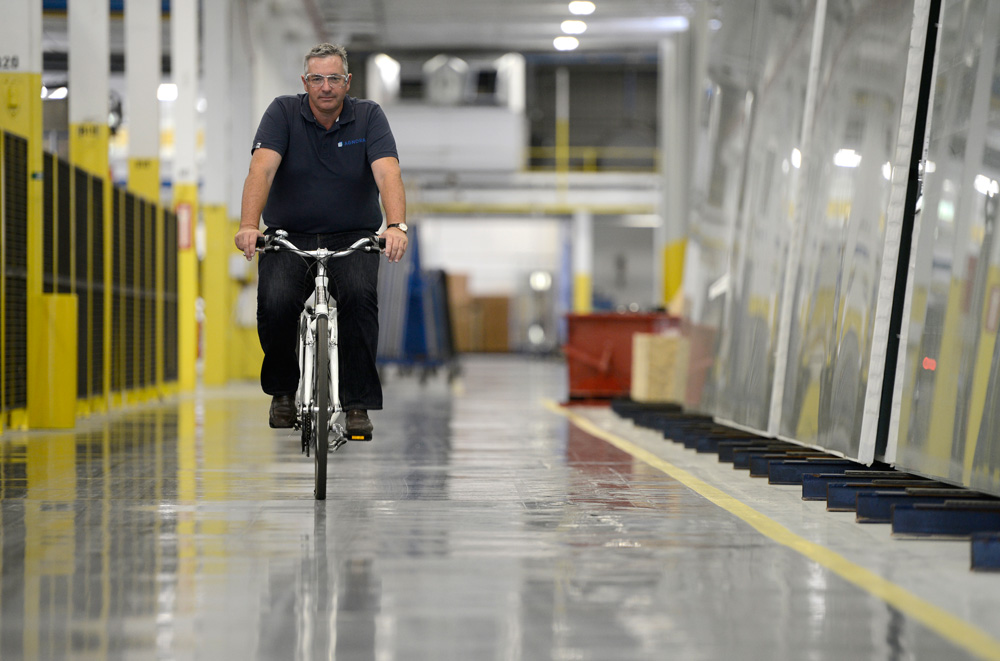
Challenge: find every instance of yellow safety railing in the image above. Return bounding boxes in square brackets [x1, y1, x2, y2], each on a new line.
[525, 145, 659, 172]
[1, 132, 30, 423]
[37, 150, 179, 416]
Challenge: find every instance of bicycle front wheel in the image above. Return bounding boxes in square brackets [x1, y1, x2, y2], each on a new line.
[313, 315, 330, 500]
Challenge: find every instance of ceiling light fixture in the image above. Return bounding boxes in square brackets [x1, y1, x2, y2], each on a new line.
[561, 20, 587, 34]
[553, 36, 580, 51]
[568, 1, 595, 16]
[157, 83, 178, 101]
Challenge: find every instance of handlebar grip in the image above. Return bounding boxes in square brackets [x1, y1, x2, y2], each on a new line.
[255, 236, 266, 249]
[377, 237, 387, 250]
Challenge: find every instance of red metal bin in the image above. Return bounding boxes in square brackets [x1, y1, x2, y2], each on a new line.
[563, 312, 677, 400]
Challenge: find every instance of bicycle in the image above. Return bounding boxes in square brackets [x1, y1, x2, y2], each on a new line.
[256, 230, 385, 500]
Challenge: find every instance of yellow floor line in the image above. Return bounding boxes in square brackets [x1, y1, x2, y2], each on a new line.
[545, 401, 1000, 661]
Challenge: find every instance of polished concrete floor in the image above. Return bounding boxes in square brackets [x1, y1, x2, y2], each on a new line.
[0, 355, 998, 660]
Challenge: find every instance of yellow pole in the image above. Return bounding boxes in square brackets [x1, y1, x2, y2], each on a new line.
[201, 205, 229, 385]
[174, 185, 198, 391]
[200, 0, 233, 386]
[173, 0, 200, 392]
[572, 209, 593, 314]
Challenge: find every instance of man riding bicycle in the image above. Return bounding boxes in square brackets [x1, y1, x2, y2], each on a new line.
[234, 43, 408, 437]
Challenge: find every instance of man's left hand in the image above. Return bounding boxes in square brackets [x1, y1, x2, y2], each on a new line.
[381, 226, 408, 263]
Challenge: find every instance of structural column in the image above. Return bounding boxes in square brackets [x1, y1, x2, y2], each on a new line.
[657, 37, 688, 310]
[572, 209, 593, 313]
[172, 0, 199, 391]
[228, 0, 263, 381]
[1, 0, 64, 430]
[126, 2, 161, 200]
[69, 0, 110, 414]
[201, 0, 231, 386]
[555, 67, 570, 202]
[125, 0, 163, 399]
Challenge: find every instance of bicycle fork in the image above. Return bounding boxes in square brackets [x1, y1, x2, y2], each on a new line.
[300, 262, 345, 453]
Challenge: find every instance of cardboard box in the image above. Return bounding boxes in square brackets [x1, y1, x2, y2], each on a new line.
[631, 332, 689, 403]
[445, 273, 475, 352]
[451, 304, 475, 353]
[476, 296, 510, 352]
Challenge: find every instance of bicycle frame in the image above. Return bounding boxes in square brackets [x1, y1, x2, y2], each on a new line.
[296, 256, 344, 449]
[257, 230, 383, 500]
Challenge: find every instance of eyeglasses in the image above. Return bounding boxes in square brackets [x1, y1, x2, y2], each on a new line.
[304, 73, 349, 88]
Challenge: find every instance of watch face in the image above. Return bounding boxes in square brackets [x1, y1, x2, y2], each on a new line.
[394, 223, 408, 232]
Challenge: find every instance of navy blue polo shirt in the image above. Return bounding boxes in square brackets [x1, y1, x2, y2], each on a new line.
[252, 94, 398, 234]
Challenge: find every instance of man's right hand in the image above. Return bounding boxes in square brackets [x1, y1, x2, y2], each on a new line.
[235, 227, 265, 261]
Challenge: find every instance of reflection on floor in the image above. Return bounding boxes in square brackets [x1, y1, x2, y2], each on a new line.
[0, 355, 993, 660]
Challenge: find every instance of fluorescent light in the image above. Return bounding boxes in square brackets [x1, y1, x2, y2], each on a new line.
[553, 36, 579, 51]
[568, 1, 595, 15]
[791, 148, 801, 169]
[650, 16, 689, 31]
[48, 86, 68, 100]
[924, 160, 936, 173]
[834, 148, 861, 168]
[974, 174, 999, 197]
[157, 83, 178, 101]
[561, 20, 587, 34]
[882, 162, 892, 181]
[529, 271, 553, 292]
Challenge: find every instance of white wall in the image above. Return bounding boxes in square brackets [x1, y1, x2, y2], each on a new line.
[386, 106, 526, 172]
[414, 216, 656, 310]
[416, 217, 562, 295]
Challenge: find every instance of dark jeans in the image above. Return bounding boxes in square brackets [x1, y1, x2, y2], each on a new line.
[257, 229, 382, 410]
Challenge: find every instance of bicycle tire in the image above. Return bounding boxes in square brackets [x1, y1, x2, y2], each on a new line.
[314, 315, 330, 500]
[298, 315, 311, 455]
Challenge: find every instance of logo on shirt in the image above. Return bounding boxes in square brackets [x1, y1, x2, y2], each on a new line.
[254, 142, 261, 149]
[338, 138, 366, 148]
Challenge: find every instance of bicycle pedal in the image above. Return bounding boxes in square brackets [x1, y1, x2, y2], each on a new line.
[330, 437, 348, 452]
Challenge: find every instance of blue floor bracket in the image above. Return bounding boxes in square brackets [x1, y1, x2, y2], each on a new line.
[971, 532, 1000, 571]
[801, 471, 908, 499]
[892, 502, 1000, 538]
[766, 460, 867, 485]
[856, 488, 979, 523]
[826, 480, 931, 512]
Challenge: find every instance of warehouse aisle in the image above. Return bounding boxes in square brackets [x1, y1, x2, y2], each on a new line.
[0, 355, 995, 660]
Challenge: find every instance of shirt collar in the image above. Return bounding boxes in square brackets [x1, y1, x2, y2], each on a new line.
[299, 93, 356, 129]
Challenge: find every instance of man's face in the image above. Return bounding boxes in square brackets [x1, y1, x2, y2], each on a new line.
[302, 55, 351, 115]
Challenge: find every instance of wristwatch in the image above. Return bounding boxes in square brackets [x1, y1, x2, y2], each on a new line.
[387, 223, 408, 233]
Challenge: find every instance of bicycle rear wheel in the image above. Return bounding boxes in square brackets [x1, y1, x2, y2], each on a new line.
[313, 315, 330, 500]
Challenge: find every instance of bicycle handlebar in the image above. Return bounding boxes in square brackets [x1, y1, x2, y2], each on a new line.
[255, 230, 385, 257]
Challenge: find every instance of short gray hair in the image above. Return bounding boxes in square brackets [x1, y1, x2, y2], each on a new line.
[304, 43, 349, 75]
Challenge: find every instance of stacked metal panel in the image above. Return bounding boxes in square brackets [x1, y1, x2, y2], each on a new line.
[699, 0, 820, 432]
[776, 0, 923, 461]
[890, 1, 1000, 494]
[686, 0, 930, 463]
